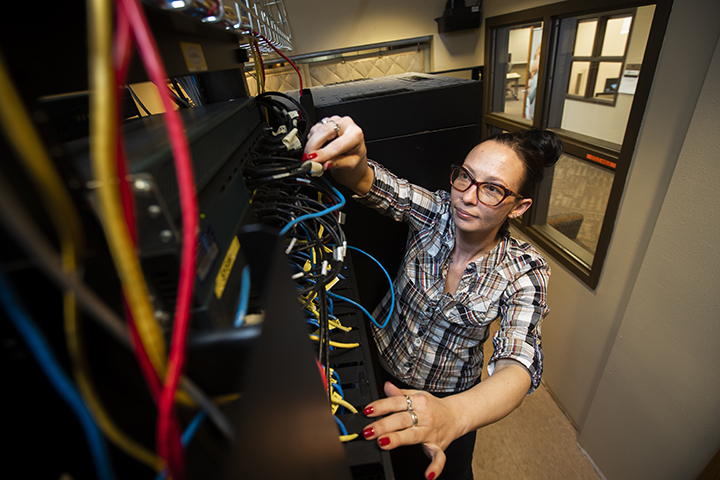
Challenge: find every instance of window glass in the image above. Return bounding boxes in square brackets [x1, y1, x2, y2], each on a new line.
[594, 62, 623, 97]
[601, 17, 632, 56]
[547, 154, 614, 255]
[554, 6, 655, 144]
[485, 2, 667, 288]
[574, 21, 597, 56]
[568, 61, 591, 96]
[489, 22, 543, 123]
[543, 6, 654, 260]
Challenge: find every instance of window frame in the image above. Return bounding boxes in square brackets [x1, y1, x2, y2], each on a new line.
[483, 0, 673, 289]
[564, 11, 636, 106]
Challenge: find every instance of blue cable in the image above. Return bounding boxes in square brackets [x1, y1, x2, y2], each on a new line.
[346, 245, 394, 328]
[323, 244, 394, 329]
[279, 178, 346, 236]
[332, 381, 344, 398]
[155, 410, 207, 480]
[234, 265, 251, 327]
[327, 292, 389, 329]
[0, 271, 116, 480]
[334, 416, 349, 436]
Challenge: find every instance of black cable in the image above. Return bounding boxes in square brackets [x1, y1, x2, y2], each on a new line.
[126, 85, 151, 116]
[170, 78, 192, 107]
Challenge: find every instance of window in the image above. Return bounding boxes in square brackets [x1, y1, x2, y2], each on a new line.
[488, 22, 544, 124]
[484, 1, 672, 288]
[566, 14, 633, 106]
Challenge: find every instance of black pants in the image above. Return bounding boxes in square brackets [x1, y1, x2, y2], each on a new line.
[379, 368, 476, 480]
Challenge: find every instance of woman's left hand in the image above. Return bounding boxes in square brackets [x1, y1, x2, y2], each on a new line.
[362, 382, 465, 480]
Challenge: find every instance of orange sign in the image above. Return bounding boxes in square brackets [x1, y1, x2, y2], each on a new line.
[586, 153, 616, 169]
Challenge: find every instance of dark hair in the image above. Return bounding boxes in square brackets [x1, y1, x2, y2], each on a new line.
[487, 128, 563, 199]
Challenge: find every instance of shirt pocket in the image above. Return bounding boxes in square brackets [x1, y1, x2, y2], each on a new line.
[408, 250, 444, 293]
[444, 296, 498, 330]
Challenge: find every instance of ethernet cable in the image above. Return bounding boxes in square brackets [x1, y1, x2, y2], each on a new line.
[0, 271, 116, 480]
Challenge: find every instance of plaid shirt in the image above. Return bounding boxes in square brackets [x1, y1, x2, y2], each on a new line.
[355, 161, 549, 393]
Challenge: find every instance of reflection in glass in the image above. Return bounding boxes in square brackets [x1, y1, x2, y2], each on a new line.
[546, 154, 614, 254]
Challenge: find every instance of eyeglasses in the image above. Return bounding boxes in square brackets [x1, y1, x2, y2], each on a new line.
[449, 165, 522, 207]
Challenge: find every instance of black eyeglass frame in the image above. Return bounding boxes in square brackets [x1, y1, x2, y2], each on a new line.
[449, 164, 523, 207]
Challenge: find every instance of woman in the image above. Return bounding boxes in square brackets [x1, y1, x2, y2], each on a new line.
[304, 116, 562, 480]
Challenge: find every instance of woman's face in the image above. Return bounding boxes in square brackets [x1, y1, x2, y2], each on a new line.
[450, 140, 533, 238]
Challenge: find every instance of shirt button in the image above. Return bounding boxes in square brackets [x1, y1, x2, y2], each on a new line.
[414, 338, 421, 347]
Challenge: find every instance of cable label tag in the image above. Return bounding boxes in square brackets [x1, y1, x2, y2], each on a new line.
[180, 42, 208, 72]
[215, 236, 241, 299]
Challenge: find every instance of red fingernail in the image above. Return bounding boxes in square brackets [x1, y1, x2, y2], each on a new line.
[301, 153, 308, 161]
[378, 437, 390, 447]
[428, 472, 435, 480]
[305, 152, 318, 161]
[362, 427, 374, 438]
[363, 406, 374, 415]
[323, 162, 330, 171]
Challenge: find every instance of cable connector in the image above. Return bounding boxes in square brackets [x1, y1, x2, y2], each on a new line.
[309, 161, 324, 177]
[271, 125, 288, 137]
[282, 127, 302, 150]
[333, 242, 347, 262]
[287, 109, 300, 127]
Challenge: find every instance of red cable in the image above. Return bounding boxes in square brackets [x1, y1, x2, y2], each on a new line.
[113, 5, 164, 404]
[255, 32, 303, 91]
[117, 1, 199, 479]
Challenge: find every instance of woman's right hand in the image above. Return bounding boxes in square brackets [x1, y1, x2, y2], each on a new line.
[304, 115, 374, 195]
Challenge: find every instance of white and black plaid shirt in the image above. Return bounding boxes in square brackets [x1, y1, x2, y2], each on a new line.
[355, 161, 549, 393]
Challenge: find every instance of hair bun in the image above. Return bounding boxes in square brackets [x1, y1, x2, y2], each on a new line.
[486, 127, 564, 198]
[526, 129, 563, 168]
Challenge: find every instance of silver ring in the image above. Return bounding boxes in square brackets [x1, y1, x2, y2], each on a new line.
[321, 117, 340, 136]
[409, 410, 419, 427]
[404, 394, 413, 412]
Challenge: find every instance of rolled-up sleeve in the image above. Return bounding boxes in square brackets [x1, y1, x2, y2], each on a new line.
[354, 161, 446, 232]
[487, 256, 550, 394]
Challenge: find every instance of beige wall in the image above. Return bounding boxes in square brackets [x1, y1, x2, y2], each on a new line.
[283, 0, 555, 73]
[283, 0, 478, 72]
[282, 0, 720, 477]
[576, 20, 720, 480]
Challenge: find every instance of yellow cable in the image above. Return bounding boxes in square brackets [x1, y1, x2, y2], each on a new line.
[0, 50, 163, 471]
[308, 335, 360, 349]
[87, 0, 168, 377]
[340, 434, 359, 442]
[329, 318, 351, 332]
